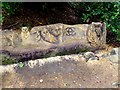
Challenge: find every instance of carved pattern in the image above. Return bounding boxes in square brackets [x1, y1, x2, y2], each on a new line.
[30, 24, 78, 44]
[40, 27, 58, 43]
[46, 23, 63, 37]
[31, 31, 41, 41]
[65, 27, 76, 36]
[1, 23, 106, 48]
[30, 23, 64, 44]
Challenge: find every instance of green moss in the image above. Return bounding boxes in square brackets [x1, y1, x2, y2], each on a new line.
[0, 54, 17, 65]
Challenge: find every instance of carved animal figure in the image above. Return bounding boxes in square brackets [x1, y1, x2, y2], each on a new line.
[21, 27, 31, 45]
[1, 29, 21, 47]
[46, 23, 64, 44]
[21, 27, 29, 39]
[40, 27, 58, 43]
[86, 22, 106, 48]
[30, 27, 41, 42]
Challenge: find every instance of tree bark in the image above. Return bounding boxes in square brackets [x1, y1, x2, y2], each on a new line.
[0, 22, 106, 62]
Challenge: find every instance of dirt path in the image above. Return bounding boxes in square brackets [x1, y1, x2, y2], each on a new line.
[0, 54, 118, 88]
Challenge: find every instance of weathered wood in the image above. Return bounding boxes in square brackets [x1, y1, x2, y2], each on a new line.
[0, 22, 106, 62]
[86, 22, 106, 48]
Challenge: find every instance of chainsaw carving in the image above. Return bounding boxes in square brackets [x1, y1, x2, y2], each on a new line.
[1, 29, 21, 47]
[40, 27, 58, 43]
[86, 22, 106, 48]
[30, 23, 65, 44]
[21, 27, 32, 45]
[0, 22, 107, 61]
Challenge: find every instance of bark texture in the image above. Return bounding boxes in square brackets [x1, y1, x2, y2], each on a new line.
[0, 22, 106, 62]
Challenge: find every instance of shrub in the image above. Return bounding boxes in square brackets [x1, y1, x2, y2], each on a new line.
[68, 2, 120, 41]
[1, 2, 22, 25]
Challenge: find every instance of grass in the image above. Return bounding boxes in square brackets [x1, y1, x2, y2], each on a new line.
[0, 54, 17, 65]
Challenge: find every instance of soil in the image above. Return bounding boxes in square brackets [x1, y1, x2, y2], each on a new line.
[1, 56, 118, 88]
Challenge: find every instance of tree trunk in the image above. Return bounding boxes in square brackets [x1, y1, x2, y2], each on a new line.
[0, 22, 106, 62]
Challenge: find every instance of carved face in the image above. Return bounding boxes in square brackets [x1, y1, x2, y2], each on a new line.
[41, 28, 49, 36]
[22, 27, 29, 33]
[30, 28, 41, 41]
[92, 22, 102, 37]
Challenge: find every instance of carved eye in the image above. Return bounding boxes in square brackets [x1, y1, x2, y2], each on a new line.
[46, 31, 48, 33]
[43, 32, 46, 34]
[22, 28, 25, 31]
[43, 31, 48, 34]
[22, 27, 28, 32]
[58, 28, 61, 31]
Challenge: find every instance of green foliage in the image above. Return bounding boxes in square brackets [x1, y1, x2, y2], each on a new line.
[1, 2, 22, 24]
[18, 62, 25, 68]
[0, 14, 4, 25]
[41, 2, 48, 12]
[68, 2, 120, 41]
[117, 30, 120, 41]
[2, 2, 22, 15]
[0, 54, 17, 65]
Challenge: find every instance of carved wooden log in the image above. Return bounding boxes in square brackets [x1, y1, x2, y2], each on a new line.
[0, 22, 106, 62]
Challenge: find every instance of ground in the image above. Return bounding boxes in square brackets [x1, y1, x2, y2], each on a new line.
[1, 54, 118, 88]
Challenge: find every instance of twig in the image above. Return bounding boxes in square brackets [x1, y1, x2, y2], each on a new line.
[3, 22, 19, 29]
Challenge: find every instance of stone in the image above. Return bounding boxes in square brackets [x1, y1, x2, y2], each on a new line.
[89, 56, 99, 61]
[110, 48, 119, 55]
[110, 49, 116, 55]
[105, 55, 119, 63]
[83, 52, 99, 61]
[100, 48, 119, 63]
